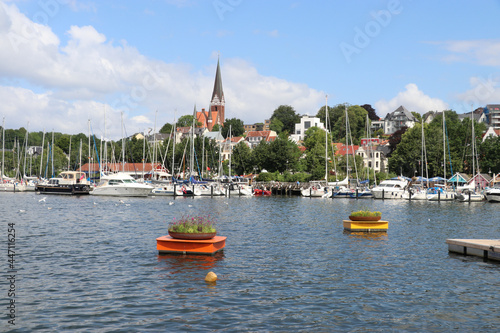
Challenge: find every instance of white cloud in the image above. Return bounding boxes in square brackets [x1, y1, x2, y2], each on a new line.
[374, 83, 449, 117]
[222, 58, 324, 122]
[453, 75, 500, 113]
[0, 2, 324, 139]
[432, 39, 500, 67]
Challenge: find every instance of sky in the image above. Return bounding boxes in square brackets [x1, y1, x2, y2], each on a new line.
[1, 0, 500, 140]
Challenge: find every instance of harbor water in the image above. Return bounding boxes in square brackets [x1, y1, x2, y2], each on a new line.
[2, 193, 500, 332]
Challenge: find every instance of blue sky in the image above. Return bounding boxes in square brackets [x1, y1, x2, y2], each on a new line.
[1, 0, 500, 139]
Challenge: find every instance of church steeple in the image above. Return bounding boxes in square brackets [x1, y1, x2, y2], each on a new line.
[209, 56, 225, 129]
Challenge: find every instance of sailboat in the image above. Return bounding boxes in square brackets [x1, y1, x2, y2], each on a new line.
[0, 119, 26, 192]
[301, 96, 332, 198]
[456, 107, 484, 202]
[427, 111, 456, 201]
[92, 113, 153, 197]
[403, 119, 428, 200]
[331, 103, 358, 198]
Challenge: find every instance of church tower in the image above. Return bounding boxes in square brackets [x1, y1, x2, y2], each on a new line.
[209, 57, 225, 130]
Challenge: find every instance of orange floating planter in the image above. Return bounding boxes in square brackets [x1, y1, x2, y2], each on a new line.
[343, 220, 389, 232]
[156, 235, 226, 255]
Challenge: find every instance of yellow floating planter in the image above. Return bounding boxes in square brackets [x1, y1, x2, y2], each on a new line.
[343, 219, 389, 232]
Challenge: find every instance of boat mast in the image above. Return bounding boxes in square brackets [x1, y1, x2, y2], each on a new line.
[121, 112, 125, 173]
[88, 119, 92, 180]
[51, 131, 54, 178]
[443, 111, 446, 182]
[172, 112, 176, 178]
[154, 110, 158, 175]
[471, 105, 476, 177]
[324, 95, 328, 182]
[1, 117, 4, 181]
[39, 128, 45, 178]
[79, 139, 82, 172]
[68, 135, 72, 171]
[190, 116, 195, 179]
[23, 122, 29, 179]
[228, 124, 232, 179]
[345, 103, 349, 186]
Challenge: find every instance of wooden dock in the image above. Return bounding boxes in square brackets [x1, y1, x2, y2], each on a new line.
[446, 239, 500, 261]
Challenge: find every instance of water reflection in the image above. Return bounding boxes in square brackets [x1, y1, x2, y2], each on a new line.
[344, 231, 388, 240]
[156, 252, 224, 274]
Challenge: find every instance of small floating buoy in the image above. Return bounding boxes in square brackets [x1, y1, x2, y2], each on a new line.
[205, 271, 217, 283]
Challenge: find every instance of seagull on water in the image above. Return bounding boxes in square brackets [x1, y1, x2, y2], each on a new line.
[39, 197, 46, 202]
[168, 202, 174, 206]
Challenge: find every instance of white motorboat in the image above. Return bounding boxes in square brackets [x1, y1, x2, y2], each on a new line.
[92, 172, 153, 197]
[0, 181, 26, 192]
[426, 186, 456, 201]
[371, 178, 408, 199]
[456, 189, 484, 202]
[485, 187, 500, 202]
[402, 186, 428, 200]
[301, 182, 331, 198]
[194, 183, 224, 196]
[226, 182, 253, 196]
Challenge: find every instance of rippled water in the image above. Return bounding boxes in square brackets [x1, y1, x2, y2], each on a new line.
[2, 193, 500, 332]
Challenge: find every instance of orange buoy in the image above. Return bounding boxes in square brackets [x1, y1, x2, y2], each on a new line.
[205, 271, 217, 283]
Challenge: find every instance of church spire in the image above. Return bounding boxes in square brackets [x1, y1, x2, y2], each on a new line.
[209, 56, 225, 130]
[211, 57, 224, 104]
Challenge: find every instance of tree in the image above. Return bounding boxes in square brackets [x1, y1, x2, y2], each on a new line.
[252, 140, 272, 172]
[360, 104, 379, 121]
[301, 127, 333, 180]
[387, 127, 408, 158]
[211, 124, 221, 132]
[177, 115, 201, 128]
[270, 105, 300, 134]
[411, 112, 422, 123]
[479, 136, 500, 174]
[269, 118, 284, 133]
[231, 141, 253, 175]
[160, 123, 173, 134]
[222, 118, 245, 138]
[388, 123, 423, 176]
[267, 134, 301, 173]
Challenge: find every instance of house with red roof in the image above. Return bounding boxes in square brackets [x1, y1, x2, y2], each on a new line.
[245, 130, 277, 148]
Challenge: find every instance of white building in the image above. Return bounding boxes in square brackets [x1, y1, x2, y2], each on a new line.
[290, 115, 325, 142]
[381, 105, 417, 135]
[355, 138, 389, 173]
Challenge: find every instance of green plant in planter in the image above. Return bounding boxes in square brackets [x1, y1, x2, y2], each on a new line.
[350, 210, 382, 217]
[168, 215, 216, 233]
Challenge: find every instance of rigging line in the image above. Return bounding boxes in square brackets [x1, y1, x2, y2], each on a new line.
[445, 120, 453, 180]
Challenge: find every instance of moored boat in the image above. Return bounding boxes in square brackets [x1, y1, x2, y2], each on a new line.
[371, 178, 408, 199]
[485, 187, 500, 202]
[456, 189, 484, 202]
[91, 172, 153, 197]
[35, 171, 91, 195]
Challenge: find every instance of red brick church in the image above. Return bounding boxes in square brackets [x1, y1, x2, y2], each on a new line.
[195, 57, 225, 131]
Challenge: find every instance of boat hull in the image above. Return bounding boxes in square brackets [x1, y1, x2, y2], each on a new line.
[36, 184, 91, 195]
[371, 189, 405, 199]
[485, 189, 500, 202]
[91, 185, 152, 197]
[0, 184, 26, 192]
